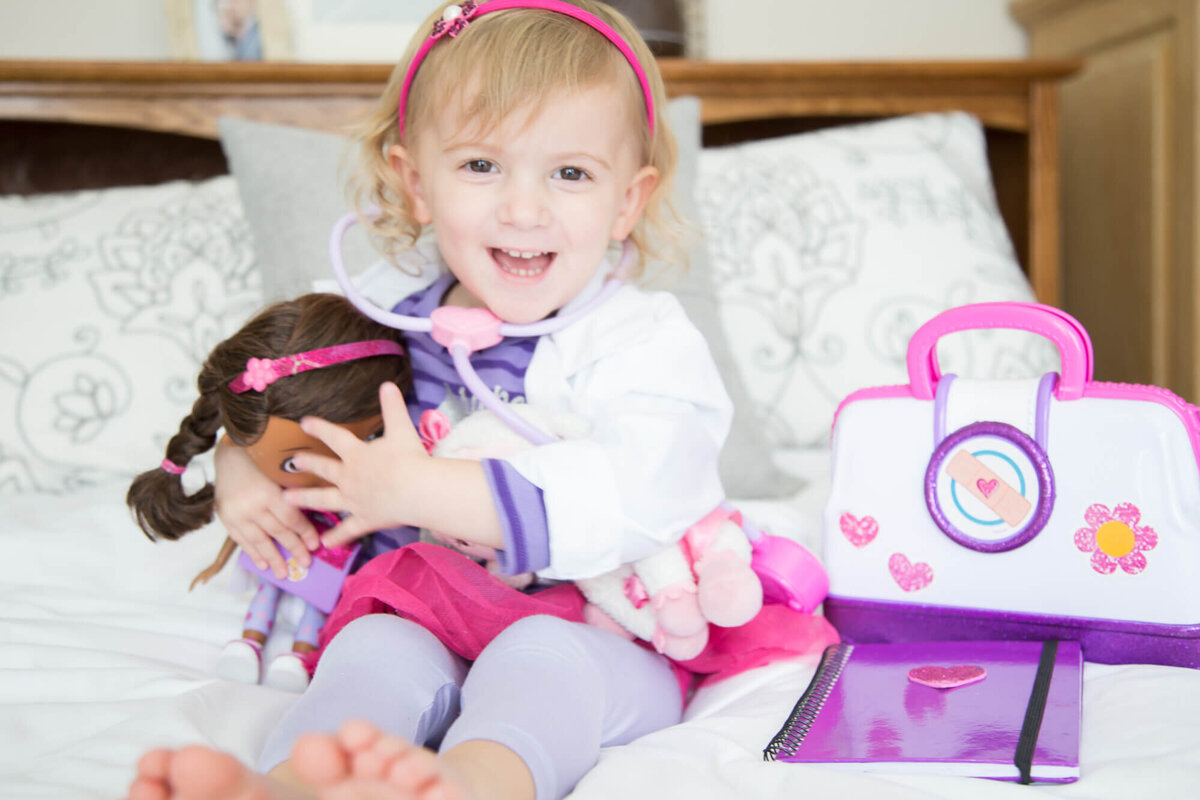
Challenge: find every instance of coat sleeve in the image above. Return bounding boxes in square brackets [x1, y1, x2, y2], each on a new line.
[506, 287, 733, 580]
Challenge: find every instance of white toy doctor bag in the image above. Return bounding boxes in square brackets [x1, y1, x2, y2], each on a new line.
[823, 302, 1200, 667]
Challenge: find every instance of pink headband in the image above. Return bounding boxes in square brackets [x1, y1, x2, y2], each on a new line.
[397, 0, 655, 141]
[227, 340, 405, 394]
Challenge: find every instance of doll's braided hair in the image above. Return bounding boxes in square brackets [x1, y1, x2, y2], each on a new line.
[126, 293, 412, 543]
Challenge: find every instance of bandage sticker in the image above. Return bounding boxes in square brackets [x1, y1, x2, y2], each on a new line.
[945, 449, 1033, 527]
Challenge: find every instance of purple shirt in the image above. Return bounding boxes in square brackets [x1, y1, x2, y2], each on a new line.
[368, 275, 551, 575]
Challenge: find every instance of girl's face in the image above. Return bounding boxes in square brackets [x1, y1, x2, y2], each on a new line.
[392, 82, 658, 324]
[243, 414, 383, 489]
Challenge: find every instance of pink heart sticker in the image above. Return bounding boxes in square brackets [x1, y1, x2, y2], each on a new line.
[888, 553, 933, 592]
[977, 478, 998, 498]
[908, 664, 987, 689]
[839, 513, 879, 548]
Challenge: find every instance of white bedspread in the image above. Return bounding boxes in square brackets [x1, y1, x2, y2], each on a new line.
[4, 452, 1200, 799]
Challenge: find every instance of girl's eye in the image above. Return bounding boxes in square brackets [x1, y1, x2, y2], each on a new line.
[465, 159, 495, 174]
[554, 166, 588, 181]
[281, 457, 300, 474]
[365, 428, 384, 442]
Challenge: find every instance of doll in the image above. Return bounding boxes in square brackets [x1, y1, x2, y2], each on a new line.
[419, 405, 764, 660]
[126, 293, 412, 692]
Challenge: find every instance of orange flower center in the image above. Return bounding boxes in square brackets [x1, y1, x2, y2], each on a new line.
[1096, 520, 1135, 557]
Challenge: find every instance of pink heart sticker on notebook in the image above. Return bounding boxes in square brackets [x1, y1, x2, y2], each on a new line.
[908, 664, 987, 689]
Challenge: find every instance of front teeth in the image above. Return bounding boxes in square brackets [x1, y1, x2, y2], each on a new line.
[502, 249, 545, 259]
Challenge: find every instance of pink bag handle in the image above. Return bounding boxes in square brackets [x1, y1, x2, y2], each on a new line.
[907, 302, 1094, 401]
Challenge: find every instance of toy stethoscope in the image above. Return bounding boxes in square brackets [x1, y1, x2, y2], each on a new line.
[330, 211, 832, 611]
[329, 210, 632, 445]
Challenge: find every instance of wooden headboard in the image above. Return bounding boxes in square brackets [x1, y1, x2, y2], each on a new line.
[0, 59, 1079, 305]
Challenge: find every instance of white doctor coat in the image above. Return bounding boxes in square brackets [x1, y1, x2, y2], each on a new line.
[326, 238, 733, 581]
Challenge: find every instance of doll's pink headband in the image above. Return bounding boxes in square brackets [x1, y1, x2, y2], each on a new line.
[227, 340, 405, 394]
[397, 0, 656, 141]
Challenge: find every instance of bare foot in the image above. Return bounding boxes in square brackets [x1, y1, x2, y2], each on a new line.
[291, 720, 470, 800]
[127, 722, 473, 800]
[127, 745, 288, 800]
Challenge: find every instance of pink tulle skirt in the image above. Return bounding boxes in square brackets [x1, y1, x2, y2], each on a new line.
[310, 543, 839, 694]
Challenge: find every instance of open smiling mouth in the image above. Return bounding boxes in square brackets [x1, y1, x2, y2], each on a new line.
[492, 248, 555, 278]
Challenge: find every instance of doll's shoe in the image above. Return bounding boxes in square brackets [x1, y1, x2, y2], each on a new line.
[652, 585, 707, 637]
[264, 652, 311, 693]
[215, 638, 261, 684]
[695, 552, 764, 628]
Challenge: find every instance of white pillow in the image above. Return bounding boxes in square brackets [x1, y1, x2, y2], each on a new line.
[696, 112, 1058, 447]
[0, 178, 262, 494]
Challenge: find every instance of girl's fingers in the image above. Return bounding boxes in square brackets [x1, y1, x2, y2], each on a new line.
[299, 415, 360, 458]
[379, 382, 417, 441]
[290, 452, 341, 485]
[230, 526, 271, 572]
[242, 524, 289, 579]
[319, 516, 370, 549]
[262, 514, 313, 568]
[284, 486, 345, 514]
[270, 499, 321, 552]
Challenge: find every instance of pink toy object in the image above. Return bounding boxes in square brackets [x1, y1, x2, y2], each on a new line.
[423, 405, 829, 661]
[227, 340, 405, 394]
[825, 301, 1200, 668]
[238, 540, 361, 614]
[907, 664, 987, 689]
[397, 0, 656, 142]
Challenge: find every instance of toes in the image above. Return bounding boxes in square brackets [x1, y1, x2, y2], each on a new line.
[291, 732, 351, 786]
[136, 749, 172, 780]
[385, 746, 442, 794]
[338, 719, 383, 753]
[126, 775, 170, 800]
[351, 735, 412, 780]
[169, 746, 259, 797]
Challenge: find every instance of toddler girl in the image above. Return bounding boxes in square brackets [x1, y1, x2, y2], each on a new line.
[128, 3, 836, 799]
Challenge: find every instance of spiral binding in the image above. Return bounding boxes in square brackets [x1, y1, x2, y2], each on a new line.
[763, 642, 855, 762]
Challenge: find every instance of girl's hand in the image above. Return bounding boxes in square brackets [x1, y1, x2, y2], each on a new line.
[283, 382, 427, 546]
[213, 437, 319, 578]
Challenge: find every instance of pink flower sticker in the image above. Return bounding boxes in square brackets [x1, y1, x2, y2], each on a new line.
[1074, 502, 1157, 575]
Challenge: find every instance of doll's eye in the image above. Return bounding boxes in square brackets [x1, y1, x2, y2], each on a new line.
[280, 457, 301, 473]
[365, 427, 384, 442]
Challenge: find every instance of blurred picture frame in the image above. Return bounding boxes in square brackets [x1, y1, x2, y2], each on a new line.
[280, 0, 442, 63]
[166, 0, 293, 61]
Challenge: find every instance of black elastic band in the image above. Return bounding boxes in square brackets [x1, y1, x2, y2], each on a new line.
[1014, 640, 1058, 784]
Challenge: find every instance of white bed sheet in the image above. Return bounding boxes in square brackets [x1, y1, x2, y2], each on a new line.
[4, 449, 1200, 799]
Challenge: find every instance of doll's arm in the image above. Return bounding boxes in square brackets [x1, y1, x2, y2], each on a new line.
[215, 435, 319, 578]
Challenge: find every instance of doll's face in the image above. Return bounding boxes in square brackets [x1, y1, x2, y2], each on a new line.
[243, 414, 383, 489]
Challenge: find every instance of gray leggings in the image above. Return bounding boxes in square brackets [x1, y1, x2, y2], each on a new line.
[258, 614, 683, 800]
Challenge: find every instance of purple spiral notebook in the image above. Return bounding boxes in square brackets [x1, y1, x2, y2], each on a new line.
[764, 640, 1082, 783]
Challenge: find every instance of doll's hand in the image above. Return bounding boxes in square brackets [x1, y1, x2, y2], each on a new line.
[283, 382, 427, 546]
[214, 437, 319, 578]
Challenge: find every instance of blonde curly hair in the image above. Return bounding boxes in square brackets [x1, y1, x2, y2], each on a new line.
[347, 0, 682, 279]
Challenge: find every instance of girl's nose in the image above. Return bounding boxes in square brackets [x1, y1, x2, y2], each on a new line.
[497, 178, 550, 229]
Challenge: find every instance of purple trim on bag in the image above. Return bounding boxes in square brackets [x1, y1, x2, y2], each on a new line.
[825, 595, 1200, 668]
[932, 372, 956, 444]
[1035, 372, 1056, 447]
[924, 421, 1056, 553]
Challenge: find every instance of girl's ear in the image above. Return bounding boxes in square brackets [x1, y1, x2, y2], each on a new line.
[610, 165, 660, 241]
[387, 144, 432, 225]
